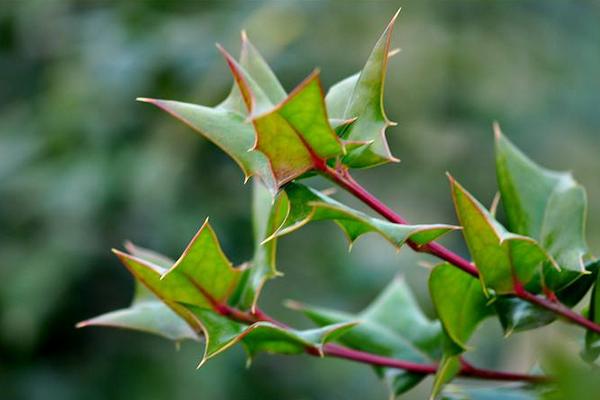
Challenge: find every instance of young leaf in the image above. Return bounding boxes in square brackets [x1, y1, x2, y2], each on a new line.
[450, 176, 553, 295]
[429, 263, 493, 351]
[326, 10, 400, 168]
[220, 45, 345, 186]
[268, 182, 458, 250]
[111, 220, 242, 332]
[289, 276, 443, 397]
[77, 244, 198, 342]
[233, 180, 288, 311]
[184, 306, 356, 366]
[495, 125, 590, 288]
[139, 33, 285, 195]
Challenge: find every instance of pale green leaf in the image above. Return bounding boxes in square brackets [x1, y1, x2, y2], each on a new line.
[327, 10, 400, 168]
[232, 180, 287, 310]
[268, 182, 458, 250]
[289, 276, 443, 398]
[77, 244, 198, 342]
[139, 34, 286, 195]
[495, 125, 589, 288]
[184, 306, 356, 366]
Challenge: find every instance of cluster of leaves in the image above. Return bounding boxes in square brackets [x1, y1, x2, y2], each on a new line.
[79, 11, 600, 399]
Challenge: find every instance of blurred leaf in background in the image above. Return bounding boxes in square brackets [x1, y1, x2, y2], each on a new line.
[1, 1, 600, 399]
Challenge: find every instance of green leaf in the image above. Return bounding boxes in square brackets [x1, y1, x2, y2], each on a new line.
[268, 182, 458, 250]
[220, 45, 345, 186]
[184, 306, 356, 367]
[495, 125, 589, 287]
[233, 180, 288, 310]
[429, 264, 492, 398]
[494, 261, 600, 335]
[431, 354, 462, 400]
[289, 276, 443, 397]
[429, 263, 493, 351]
[76, 244, 198, 342]
[494, 297, 556, 335]
[326, 10, 400, 168]
[139, 34, 286, 195]
[111, 220, 242, 332]
[441, 384, 540, 400]
[584, 274, 600, 362]
[450, 176, 553, 295]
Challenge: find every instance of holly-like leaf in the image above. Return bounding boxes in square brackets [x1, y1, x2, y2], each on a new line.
[76, 244, 198, 342]
[232, 180, 288, 311]
[109, 219, 243, 340]
[138, 33, 285, 195]
[495, 125, 590, 288]
[450, 176, 554, 295]
[288, 276, 443, 397]
[326, 10, 400, 168]
[429, 263, 493, 351]
[267, 182, 458, 250]
[184, 306, 356, 366]
[219, 44, 345, 187]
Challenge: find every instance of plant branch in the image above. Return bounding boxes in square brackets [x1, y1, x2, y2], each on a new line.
[322, 343, 549, 383]
[219, 303, 549, 383]
[320, 164, 600, 334]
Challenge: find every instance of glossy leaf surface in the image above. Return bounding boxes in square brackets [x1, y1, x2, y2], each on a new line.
[450, 177, 553, 295]
[326, 10, 400, 168]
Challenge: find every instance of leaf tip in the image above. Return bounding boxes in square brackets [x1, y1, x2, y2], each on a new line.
[493, 121, 503, 142]
[390, 7, 402, 26]
[75, 320, 88, 329]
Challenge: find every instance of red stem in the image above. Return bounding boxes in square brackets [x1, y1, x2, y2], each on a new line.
[233, 304, 551, 383]
[321, 164, 600, 334]
[220, 304, 549, 383]
[323, 343, 549, 383]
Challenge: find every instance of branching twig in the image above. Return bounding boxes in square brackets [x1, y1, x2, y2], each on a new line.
[319, 164, 600, 335]
[215, 302, 549, 383]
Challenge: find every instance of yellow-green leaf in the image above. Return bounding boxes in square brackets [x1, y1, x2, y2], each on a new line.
[450, 176, 553, 295]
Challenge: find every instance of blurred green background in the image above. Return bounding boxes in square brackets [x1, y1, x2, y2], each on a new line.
[2, 1, 600, 399]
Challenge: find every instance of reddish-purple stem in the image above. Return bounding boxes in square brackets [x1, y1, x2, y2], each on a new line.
[218, 304, 548, 383]
[321, 164, 600, 335]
